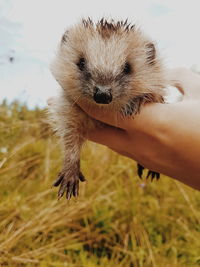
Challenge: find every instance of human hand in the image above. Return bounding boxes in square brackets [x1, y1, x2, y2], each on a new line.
[78, 68, 200, 190]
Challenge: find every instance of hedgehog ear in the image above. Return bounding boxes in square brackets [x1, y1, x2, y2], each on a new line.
[145, 42, 156, 65]
[61, 31, 69, 44]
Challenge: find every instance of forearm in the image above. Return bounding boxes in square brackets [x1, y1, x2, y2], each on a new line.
[132, 101, 200, 189]
[81, 100, 200, 190]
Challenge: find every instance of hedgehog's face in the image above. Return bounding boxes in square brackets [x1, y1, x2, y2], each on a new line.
[52, 19, 163, 109]
[75, 48, 134, 105]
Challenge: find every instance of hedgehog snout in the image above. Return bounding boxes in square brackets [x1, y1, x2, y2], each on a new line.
[93, 86, 112, 104]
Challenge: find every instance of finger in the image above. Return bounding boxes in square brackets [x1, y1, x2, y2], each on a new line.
[167, 68, 200, 99]
[167, 69, 185, 95]
[83, 102, 168, 133]
[86, 124, 129, 151]
[125, 102, 166, 131]
[79, 102, 127, 129]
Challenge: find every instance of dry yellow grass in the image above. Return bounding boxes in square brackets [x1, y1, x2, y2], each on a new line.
[0, 101, 200, 267]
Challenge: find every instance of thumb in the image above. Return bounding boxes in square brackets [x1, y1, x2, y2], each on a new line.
[168, 68, 200, 100]
[78, 101, 127, 129]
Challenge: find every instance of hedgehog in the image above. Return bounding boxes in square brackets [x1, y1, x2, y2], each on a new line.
[48, 18, 168, 200]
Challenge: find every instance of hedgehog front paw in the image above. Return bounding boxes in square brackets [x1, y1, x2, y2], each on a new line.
[53, 169, 86, 200]
[121, 97, 143, 116]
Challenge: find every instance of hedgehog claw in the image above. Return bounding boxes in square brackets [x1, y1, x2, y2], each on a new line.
[137, 163, 145, 178]
[137, 163, 160, 181]
[53, 170, 85, 200]
[146, 170, 160, 181]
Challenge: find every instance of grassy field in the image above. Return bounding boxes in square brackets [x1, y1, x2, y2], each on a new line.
[0, 101, 200, 267]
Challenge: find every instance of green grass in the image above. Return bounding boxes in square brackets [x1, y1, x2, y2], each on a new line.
[0, 101, 200, 267]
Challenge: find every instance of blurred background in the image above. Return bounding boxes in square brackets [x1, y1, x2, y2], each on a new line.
[1, 0, 200, 107]
[0, 0, 200, 266]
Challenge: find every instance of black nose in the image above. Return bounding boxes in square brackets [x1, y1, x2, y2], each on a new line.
[93, 87, 112, 104]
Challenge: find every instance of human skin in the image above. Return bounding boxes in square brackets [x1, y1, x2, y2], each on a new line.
[77, 68, 200, 190]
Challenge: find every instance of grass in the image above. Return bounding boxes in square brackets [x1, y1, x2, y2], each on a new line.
[0, 100, 200, 267]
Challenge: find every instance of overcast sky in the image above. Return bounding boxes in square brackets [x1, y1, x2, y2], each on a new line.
[1, 0, 200, 107]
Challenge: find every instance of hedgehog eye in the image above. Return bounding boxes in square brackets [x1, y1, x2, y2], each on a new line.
[77, 57, 86, 71]
[123, 62, 131, 75]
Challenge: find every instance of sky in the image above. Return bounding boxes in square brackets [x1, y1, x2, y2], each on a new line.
[1, 0, 200, 108]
